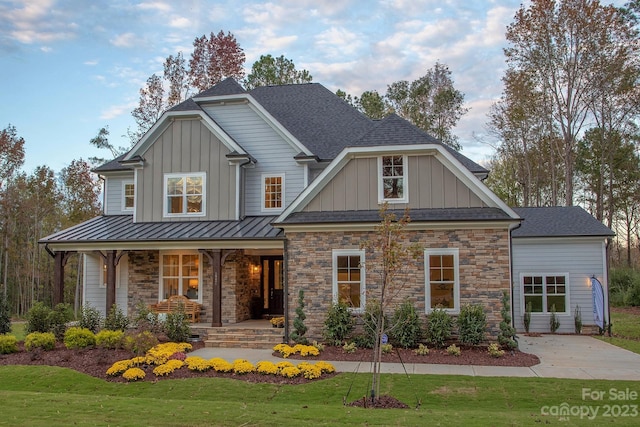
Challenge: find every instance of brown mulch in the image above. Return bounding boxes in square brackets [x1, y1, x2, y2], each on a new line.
[0, 340, 539, 390]
[612, 306, 640, 316]
[281, 344, 540, 367]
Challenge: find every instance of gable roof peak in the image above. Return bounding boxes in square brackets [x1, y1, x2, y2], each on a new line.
[194, 77, 247, 98]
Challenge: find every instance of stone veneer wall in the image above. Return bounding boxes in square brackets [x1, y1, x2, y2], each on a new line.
[126, 250, 261, 324]
[285, 228, 511, 341]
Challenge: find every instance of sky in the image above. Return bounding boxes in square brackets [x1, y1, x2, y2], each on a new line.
[0, 0, 626, 174]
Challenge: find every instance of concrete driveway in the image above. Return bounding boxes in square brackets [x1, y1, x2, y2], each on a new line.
[517, 334, 640, 380]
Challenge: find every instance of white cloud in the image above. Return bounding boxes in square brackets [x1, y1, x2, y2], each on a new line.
[314, 27, 363, 59]
[84, 59, 99, 66]
[169, 17, 191, 29]
[110, 32, 139, 48]
[100, 101, 137, 120]
[137, 1, 173, 12]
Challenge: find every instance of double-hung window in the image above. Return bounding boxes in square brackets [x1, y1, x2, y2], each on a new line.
[160, 252, 201, 301]
[332, 249, 365, 311]
[164, 172, 205, 217]
[425, 248, 460, 313]
[378, 155, 408, 203]
[262, 174, 284, 212]
[122, 181, 135, 211]
[522, 274, 568, 313]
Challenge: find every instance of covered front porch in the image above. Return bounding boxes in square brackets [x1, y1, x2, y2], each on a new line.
[39, 215, 287, 334]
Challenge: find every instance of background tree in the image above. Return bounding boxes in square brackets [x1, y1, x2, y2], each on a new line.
[189, 31, 245, 93]
[88, 126, 127, 166]
[244, 54, 312, 89]
[386, 62, 468, 150]
[504, 0, 639, 205]
[164, 52, 189, 108]
[130, 74, 165, 144]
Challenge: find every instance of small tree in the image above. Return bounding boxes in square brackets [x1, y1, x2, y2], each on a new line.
[0, 292, 11, 335]
[550, 304, 560, 333]
[323, 301, 354, 345]
[290, 290, 308, 345]
[574, 305, 582, 334]
[359, 203, 422, 403]
[497, 291, 517, 349]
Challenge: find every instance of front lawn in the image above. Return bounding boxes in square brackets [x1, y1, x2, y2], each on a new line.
[0, 366, 638, 426]
[596, 308, 640, 354]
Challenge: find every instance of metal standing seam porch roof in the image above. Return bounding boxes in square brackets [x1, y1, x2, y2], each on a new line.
[39, 215, 284, 248]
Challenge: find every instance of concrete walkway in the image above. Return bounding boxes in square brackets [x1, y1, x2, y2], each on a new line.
[190, 335, 640, 380]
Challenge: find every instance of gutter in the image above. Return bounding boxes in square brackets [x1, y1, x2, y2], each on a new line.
[508, 220, 523, 335]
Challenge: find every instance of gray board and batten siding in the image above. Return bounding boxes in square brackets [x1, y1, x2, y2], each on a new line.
[202, 102, 306, 216]
[135, 119, 236, 222]
[303, 155, 487, 212]
[103, 172, 134, 216]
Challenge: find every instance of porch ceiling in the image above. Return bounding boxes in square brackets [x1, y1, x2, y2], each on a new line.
[39, 215, 284, 251]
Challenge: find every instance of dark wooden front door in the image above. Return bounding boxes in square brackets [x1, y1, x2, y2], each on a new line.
[262, 256, 284, 315]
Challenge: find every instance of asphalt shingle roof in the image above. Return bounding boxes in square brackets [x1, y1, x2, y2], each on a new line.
[92, 154, 130, 173]
[40, 215, 283, 244]
[248, 83, 375, 160]
[512, 206, 614, 238]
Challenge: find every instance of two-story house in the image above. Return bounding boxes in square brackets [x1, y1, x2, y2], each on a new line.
[41, 78, 613, 344]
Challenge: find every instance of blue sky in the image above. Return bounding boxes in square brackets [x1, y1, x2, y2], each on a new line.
[0, 0, 624, 174]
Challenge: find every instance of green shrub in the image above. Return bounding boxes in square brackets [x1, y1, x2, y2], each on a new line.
[24, 332, 56, 351]
[124, 331, 158, 356]
[426, 307, 453, 348]
[64, 327, 96, 349]
[48, 303, 74, 341]
[164, 307, 191, 343]
[609, 267, 640, 306]
[488, 342, 505, 358]
[103, 304, 129, 331]
[0, 292, 11, 335]
[95, 329, 125, 349]
[323, 301, 354, 345]
[457, 304, 486, 345]
[78, 305, 103, 333]
[574, 305, 582, 334]
[523, 301, 532, 333]
[0, 335, 18, 354]
[549, 304, 560, 333]
[133, 301, 163, 333]
[359, 299, 387, 349]
[446, 343, 461, 356]
[390, 299, 422, 348]
[498, 291, 518, 349]
[290, 290, 308, 345]
[26, 302, 52, 334]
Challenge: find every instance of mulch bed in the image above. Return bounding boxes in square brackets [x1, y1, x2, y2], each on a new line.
[281, 344, 540, 367]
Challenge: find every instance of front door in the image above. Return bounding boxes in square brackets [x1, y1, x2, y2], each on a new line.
[262, 256, 284, 315]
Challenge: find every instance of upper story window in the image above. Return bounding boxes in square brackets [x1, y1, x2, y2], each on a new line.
[378, 155, 408, 203]
[262, 174, 284, 212]
[122, 181, 134, 211]
[164, 172, 205, 217]
[425, 248, 460, 313]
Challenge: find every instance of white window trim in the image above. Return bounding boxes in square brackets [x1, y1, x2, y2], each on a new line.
[163, 172, 206, 218]
[332, 249, 366, 313]
[520, 272, 570, 315]
[424, 248, 460, 314]
[159, 251, 203, 304]
[122, 180, 134, 212]
[377, 155, 408, 204]
[261, 173, 285, 213]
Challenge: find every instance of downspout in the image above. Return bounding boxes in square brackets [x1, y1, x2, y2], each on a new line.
[605, 238, 612, 336]
[283, 238, 290, 343]
[508, 221, 522, 333]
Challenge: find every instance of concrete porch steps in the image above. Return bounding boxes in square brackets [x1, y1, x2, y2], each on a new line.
[203, 326, 285, 349]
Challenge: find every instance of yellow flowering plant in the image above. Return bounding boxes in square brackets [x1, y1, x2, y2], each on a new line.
[184, 356, 212, 372]
[232, 359, 255, 374]
[106, 359, 133, 376]
[122, 367, 146, 381]
[210, 357, 233, 372]
[256, 361, 279, 375]
[152, 359, 184, 376]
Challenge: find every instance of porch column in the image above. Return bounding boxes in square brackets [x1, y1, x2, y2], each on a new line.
[105, 250, 117, 313]
[200, 249, 222, 327]
[53, 251, 67, 305]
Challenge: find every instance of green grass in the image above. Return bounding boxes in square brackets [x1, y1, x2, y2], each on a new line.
[0, 366, 639, 426]
[596, 309, 640, 354]
[10, 322, 26, 341]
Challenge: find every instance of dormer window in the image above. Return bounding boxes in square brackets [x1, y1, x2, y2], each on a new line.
[164, 172, 205, 217]
[262, 174, 284, 212]
[378, 155, 407, 203]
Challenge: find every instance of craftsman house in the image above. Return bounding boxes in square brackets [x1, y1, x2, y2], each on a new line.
[40, 78, 613, 344]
